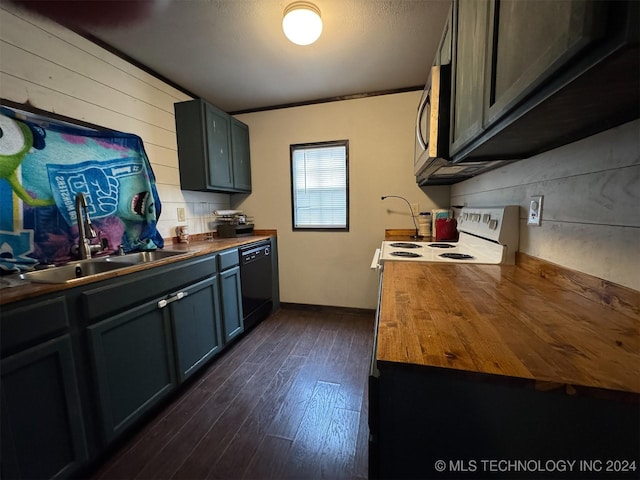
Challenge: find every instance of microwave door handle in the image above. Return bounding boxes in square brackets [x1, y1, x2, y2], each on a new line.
[416, 92, 429, 150]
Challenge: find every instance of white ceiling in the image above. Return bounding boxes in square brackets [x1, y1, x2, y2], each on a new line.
[71, 0, 452, 112]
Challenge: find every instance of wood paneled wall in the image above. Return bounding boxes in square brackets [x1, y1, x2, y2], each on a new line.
[450, 119, 640, 291]
[0, 4, 230, 239]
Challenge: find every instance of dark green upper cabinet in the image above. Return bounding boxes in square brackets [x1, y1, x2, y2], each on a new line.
[449, 0, 639, 163]
[485, 0, 605, 126]
[175, 98, 252, 193]
[450, 0, 490, 155]
[434, 6, 452, 66]
[230, 118, 252, 192]
[204, 103, 233, 190]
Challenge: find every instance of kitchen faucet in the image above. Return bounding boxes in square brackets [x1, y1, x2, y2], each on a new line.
[75, 192, 97, 259]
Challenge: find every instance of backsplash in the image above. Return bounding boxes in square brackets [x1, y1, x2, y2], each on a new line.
[450, 119, 640, 291]
[0, 107, 164, 270]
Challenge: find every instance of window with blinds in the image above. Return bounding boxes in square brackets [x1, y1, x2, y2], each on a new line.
[290, 140, 349, 231]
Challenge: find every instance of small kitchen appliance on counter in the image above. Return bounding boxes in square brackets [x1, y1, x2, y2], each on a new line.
[214, 210, 254, 238]
[374, 206, 519, 266]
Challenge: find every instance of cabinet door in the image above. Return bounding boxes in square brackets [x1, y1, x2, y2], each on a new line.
[485, 0, 604, 125]
[450, 0, 491, 155]
[204, 103, 233, 190]
[1, 336, 87, 479]
[219, 266, 244, 343]
[88, 299, 176, 443]
[170, 275, 223, 382]
[435, 6, 453, 66]
[231, 118, 252, 192]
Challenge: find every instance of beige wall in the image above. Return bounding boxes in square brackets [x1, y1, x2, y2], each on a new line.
[0, 4, 230, 240]
[451, 119, 640, 291]
[234, 94, 449, 309]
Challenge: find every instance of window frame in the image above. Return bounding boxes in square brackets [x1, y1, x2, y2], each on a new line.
[289, 139, 350, 232]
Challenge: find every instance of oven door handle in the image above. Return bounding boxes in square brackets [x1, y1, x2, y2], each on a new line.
[370, 248, 381, 270]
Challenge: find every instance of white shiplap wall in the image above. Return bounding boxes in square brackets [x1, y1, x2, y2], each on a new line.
[0, 4, 231, 239]
[450, 119, 640, 291]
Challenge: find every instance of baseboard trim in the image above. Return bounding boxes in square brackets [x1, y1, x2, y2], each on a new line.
[280, 302, 375, 317]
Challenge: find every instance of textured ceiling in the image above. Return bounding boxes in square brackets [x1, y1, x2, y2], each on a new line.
[79, 0, 452, 112]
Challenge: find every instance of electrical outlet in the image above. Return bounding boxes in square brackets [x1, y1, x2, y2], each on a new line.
[177, 207, 186, 222]
[527, 196, 543, 226]
[411, 203, 419, 216]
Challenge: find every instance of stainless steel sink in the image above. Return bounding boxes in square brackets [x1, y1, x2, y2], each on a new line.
[20, 260, 136, 284]
[105, 249, 190, 264]
[19, 249, 191, 284]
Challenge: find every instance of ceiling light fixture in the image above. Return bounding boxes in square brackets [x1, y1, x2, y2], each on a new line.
[282, 2, 323, 46]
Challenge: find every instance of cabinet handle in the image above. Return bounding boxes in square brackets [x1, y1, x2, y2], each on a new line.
[157, 291, 188, 309]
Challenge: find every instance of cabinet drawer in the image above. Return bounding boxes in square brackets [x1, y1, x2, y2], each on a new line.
[82, 255, 216, 321]
[218, 249, 239, 271]
[1, 296, 69, 355]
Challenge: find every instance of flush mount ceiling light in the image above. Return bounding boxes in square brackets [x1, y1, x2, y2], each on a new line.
[282, 2, 323, 46]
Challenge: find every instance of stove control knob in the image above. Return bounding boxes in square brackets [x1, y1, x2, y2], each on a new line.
[483, 214, 491, 223]
[489, 219, 498, 230]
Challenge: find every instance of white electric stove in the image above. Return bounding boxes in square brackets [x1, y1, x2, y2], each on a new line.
[374, 206, 519, 266]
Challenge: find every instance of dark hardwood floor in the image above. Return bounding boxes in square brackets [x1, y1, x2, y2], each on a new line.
[88, 305, 375, 480]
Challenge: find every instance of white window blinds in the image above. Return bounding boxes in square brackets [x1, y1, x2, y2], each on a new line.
[291, 141, 349, 230]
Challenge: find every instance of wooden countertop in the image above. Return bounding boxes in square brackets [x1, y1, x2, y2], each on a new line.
[0, 234, 274, 305]
[377, 261, 640, 397]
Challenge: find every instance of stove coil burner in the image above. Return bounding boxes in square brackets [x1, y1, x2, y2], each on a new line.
[439, 253, 474, 260]
[428, 243, 456, 248]
[390, 251, 422, 258]
[389, 242, 422, 248]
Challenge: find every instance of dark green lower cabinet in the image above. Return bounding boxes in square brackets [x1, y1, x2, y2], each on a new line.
[219, 265, 244, 343]
[170, 275, 223, 382]
[0, 246, 275, 478]
[88, 299, 176, 443]
[1, 336, 88, 479]
[372, 364, 640, 479]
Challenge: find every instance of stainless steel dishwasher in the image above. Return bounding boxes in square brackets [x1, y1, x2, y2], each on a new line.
[239, 240, 273, 331]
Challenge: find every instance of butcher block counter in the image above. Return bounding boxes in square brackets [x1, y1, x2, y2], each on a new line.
[370, 259, 639, 479]
[377, 261, 640, 396]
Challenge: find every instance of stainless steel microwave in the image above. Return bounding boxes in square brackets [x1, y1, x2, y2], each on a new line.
[413, 64, 451, 177]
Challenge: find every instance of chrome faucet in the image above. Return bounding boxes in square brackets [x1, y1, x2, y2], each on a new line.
[75, 192, 97, 259]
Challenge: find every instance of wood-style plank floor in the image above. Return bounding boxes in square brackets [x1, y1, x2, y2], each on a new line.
[88, 305, 374, 480]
